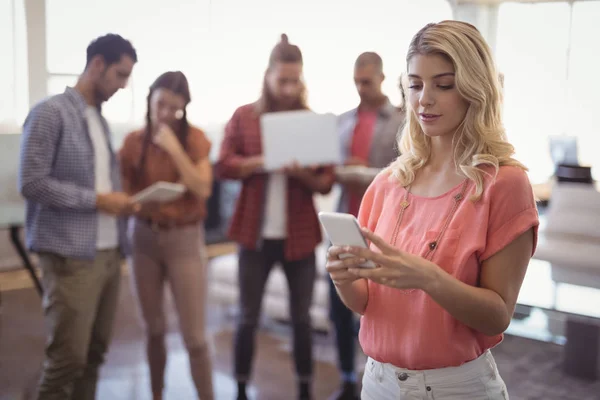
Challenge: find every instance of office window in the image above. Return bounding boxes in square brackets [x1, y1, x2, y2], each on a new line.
[45, 0, 451, 125]
[567, 1, 600, 177]
[0, 0, 28, 130]
[46, 75, 78, 97]
[496, 1, 600, 182]
[45, 0, 210, 124]
[205, 0, 452, 122]
[496, 2, 571, 183]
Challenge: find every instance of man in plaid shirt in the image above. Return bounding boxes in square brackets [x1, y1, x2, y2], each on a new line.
[217, 34, 335, 400]
[18, 34, 138, 400]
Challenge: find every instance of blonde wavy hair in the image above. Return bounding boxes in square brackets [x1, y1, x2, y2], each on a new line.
[390, 20, 525, 200]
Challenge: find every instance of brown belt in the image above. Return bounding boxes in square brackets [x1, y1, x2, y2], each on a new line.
[139, 217, 200, 232]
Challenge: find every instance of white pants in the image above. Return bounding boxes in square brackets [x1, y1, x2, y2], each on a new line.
[361, 350, 509, 400]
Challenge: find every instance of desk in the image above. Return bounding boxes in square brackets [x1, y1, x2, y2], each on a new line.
[532, 180, 600, 203]
[0, 203, 42, 296]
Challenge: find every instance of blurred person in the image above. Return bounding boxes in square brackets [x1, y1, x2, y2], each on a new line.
[216, 34, 336, 400]
[18, 33, 138, 400]
[326, 21, 539, 399]
[119, 71, 214, 400]
[328, 52, 405, 400]
[398, 71, 408, 110]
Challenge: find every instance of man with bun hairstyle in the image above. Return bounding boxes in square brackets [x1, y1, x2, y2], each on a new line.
[217, 34, 335, 400]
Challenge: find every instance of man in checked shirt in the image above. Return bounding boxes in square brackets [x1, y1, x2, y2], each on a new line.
[18, 34, 138, 400]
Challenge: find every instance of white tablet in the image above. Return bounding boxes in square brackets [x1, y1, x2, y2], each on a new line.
[131, 181, 186, 204]
[318, 211, 376, 268]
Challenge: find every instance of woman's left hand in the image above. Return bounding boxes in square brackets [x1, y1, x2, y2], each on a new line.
[344, 228, 439, 291]
[153, 124, 183, 155]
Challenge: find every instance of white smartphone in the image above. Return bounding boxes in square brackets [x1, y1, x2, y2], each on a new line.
[318, 211, 376, 268]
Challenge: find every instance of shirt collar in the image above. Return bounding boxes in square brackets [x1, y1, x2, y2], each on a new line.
[64, 86, 102, 116]
[355, 97, 396, 119]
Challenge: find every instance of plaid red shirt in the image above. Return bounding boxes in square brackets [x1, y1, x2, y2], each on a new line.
[216, 103, 335, 261]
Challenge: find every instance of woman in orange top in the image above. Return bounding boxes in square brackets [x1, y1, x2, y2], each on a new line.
[326, 21, 539, 399]
[119, 71, 214, 400]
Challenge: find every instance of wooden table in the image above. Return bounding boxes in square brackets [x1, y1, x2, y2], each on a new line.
[0, 203, 42, 296]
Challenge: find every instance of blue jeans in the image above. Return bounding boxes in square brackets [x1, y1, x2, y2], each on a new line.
[329, 276, 360, 380]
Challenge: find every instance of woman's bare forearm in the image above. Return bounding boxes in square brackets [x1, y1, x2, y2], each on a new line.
[424, 268, 512, 336]
[335, 278, 369, 315]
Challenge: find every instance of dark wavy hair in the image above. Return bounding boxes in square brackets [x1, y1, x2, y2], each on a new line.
[136, 71, 191, 179]
[85, 33, 137, 69]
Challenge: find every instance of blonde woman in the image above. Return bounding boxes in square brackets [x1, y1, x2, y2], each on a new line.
[326, 21, 539, 399]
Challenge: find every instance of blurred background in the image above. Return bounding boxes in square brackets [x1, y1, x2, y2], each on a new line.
[1, 1, 600, 399]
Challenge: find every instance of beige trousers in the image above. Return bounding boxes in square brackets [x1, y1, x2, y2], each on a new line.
[127, 218, 214, 400]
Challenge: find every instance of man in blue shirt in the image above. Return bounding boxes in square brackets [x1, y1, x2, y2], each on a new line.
[18, 33, 138, 400]
[329, 53, 405, 400]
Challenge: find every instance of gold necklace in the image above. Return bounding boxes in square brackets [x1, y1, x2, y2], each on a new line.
[389, 179, 469, 294]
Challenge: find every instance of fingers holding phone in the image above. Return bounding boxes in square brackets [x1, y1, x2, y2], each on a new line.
[318, 211, 377, 268]
[326, 245, 368, 287]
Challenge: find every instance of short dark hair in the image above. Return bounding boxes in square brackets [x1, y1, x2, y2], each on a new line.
[85, 33, 137, 69]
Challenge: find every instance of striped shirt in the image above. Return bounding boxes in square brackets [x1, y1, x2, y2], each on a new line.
[18, 87, 128, 260]
[216, 103, 335, 261]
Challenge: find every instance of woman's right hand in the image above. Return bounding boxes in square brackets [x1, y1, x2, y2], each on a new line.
[326, 245, 366, 287]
